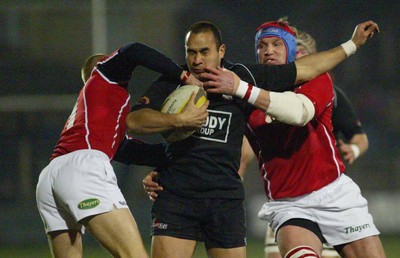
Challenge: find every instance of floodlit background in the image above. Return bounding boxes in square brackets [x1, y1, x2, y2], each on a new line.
[1, 0, 399, 253]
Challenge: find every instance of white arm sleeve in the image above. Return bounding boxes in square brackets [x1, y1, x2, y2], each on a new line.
[266, 91, 315, 126]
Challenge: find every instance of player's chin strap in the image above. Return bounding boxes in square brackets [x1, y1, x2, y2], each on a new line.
[284, 245, 320, 258]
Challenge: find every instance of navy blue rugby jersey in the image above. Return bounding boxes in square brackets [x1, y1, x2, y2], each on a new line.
[131, 60, 296, 199]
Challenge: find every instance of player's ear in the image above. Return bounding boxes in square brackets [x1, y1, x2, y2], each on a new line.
[219, 44, 226, 59]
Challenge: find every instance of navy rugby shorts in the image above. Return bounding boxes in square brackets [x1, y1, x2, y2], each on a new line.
[151, 188, 246, 249]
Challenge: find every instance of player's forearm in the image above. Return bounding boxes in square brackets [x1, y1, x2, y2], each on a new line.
[126, 109, 182, 135]
[113, 137, 169, 166]
[294, 19, 380, 85]
[236, 81, 314, 126]
[350, 133, 369, 157]
[294, 45, 347, 85]
[122, 42, 183, 79]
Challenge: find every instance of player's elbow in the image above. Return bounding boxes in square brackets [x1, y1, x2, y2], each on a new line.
[294, 61, 322, 85]
[126, 112, 145, 134]
[266, 92, 315, 126]
[296, 94, 315, 126]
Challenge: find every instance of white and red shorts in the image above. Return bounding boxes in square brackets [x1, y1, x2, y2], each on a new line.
[258, 174, 380, 246]
[36, 149, 128, 233]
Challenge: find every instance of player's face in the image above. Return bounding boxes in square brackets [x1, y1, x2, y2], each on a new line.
[296, 45, 310, 59]
[257, 37, 287, 65]
[185, 31, 225, 78]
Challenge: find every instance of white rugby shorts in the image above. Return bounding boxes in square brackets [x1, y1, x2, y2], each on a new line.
[258, 174, 380, 246]
[36, 149, 128, 233]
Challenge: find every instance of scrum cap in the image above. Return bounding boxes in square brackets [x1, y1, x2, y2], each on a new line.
[255, 20, 297, 63]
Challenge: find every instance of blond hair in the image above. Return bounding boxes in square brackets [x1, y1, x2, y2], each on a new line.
[81, 54, 107, 83]
[277, 16, 298, 36]
[296, 31, 317, 54]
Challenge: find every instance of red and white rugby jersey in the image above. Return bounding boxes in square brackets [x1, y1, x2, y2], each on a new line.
[50, 42, 184, 160]
[51, 70, 130, 160]
[246, 73, 346, 200]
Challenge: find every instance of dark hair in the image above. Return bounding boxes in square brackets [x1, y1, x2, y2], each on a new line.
[186, 21, 222, 48]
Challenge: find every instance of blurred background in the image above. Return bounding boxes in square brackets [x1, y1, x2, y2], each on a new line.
[0, 0, 399, 255]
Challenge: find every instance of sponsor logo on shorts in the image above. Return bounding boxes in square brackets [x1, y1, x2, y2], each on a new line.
[344, 223, 371, 234]
[119, 201, 127, 206]
[152, 221, 168, 230]
[77, 198, 100, 210]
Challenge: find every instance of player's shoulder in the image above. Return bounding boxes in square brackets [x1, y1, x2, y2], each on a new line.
[226, 61, 257, 86]
[309, 72, 333, 85]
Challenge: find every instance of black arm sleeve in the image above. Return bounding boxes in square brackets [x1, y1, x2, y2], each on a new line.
[332, 86, 365, 141]
[232, 62, 297, 92]
[226, 62, 298, 118]
[97, 42, 183, 83]
[113, 137, 170, 167]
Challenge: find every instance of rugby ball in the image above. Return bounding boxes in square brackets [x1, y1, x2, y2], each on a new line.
[160, 85, 207, 142]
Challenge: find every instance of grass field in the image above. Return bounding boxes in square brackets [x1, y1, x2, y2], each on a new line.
[1, 235, 399, 257]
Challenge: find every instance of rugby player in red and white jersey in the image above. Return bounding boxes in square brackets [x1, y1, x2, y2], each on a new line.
[202, 20, 386, 258]
[241, 20, 370, 258]
[35, 42, 206, 258]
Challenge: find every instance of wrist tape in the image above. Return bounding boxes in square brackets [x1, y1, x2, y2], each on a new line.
[235, 80, 261, 105]
[351, 144, 360, 159]
[341, 40, 357, 57]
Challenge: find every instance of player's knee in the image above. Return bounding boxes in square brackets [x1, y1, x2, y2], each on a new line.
[264, 244, 280, 258]
[284, 245, 320, 258]
[321, 245, 340, 258]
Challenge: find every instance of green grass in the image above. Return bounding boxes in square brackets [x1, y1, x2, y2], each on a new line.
[1, 235, 399, 257]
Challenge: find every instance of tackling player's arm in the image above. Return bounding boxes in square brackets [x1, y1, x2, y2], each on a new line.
[292, 20, 379, 84]
[112, 136, 170, 167]
[202, 20, 379, 95]
[99, 42, 202, 86]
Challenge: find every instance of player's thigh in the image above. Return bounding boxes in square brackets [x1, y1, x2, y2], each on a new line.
[265, 226, 281, 258]
[277, 225, 323, 256]
[207, 246, 246, 258]
[48, 230, 83, 258]
[151, 235, 197, 258]
[83, 208, 148, 257]
[340, 235, 386, 258]
[202, 198, 246, 249]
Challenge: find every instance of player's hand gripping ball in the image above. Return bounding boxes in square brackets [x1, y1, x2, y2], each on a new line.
[161, 85, 207, 142]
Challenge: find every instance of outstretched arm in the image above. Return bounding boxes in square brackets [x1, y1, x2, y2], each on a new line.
[201, 20, 379, 96]
[96, 42, 202, 86]
[294, 20, 379, 84]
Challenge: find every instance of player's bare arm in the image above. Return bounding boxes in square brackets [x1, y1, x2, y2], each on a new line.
[295, 20, 379, 84]
[126, 92, 209, 135]
[201, 20, 379, 95]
